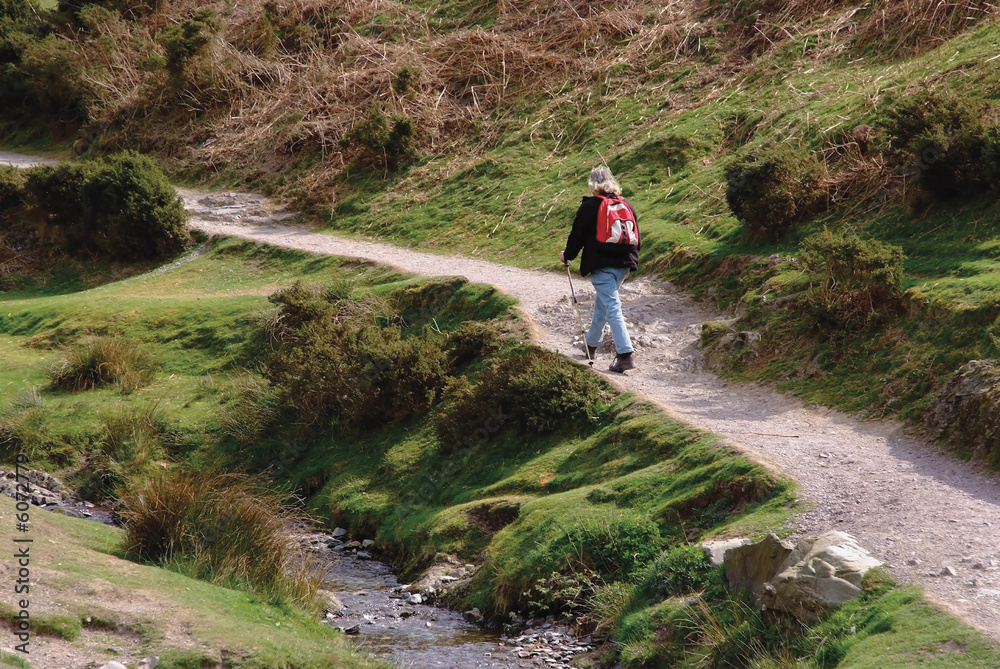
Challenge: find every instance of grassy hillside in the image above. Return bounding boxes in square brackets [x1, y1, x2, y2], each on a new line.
[0, 237, 997, 667]
[4, 0, 1000, 454]
[0, 495, 386, 669]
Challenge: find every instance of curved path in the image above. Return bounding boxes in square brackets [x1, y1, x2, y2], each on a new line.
[4, 153, 1000, 639]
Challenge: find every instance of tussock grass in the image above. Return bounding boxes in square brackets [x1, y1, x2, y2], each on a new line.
[49, 335, 159, 393]
[119, 469, 321, 608]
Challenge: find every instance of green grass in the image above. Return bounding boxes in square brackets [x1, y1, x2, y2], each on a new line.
[0, 496, 386, 668]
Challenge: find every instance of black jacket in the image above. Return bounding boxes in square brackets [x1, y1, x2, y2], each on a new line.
[563, 194, 640, 277]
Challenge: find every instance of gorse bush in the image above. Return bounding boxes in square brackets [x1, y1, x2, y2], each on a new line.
[724, 141, 826, 239]
[119, 469, 319, 606]
[24, 153, 187, 261]
[263, 283, 451, 430]
[346, 103, 418, 171]
[161, 8, 221, 85]
[881, 88, 995, 198]
[49, 335, 159, 392]
[800, 229, 904, 328]
[0, 166, 26, 214]
[435, 344, 607, 446]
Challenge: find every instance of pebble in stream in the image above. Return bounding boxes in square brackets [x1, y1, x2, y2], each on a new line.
[304, 531, 593, 669]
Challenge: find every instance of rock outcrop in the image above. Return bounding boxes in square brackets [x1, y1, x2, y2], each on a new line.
[924, 359, 1000, 461]
[720, 532, 882, 621]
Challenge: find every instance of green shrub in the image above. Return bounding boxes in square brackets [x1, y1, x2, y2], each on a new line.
[800, 229, 904, 328]
[435, 345, 607, 446]
[24, 153, 188, 260]
[262, 283, 450, 430]
[724, 141, 825, 239]
[0, 166, 26, 214]
[447, 320, 507, 366]
[48, 335, 159, 392]
[218, 372, 280, 447]
[523, 570, 600, 620]
[345, 102, 418, 171]
[119, 469, 319, 606]
[18, 34, 95, 120]
[160, 8, 221, 84]
[881, 88, 992, 198]
[633, 543, 715, 603]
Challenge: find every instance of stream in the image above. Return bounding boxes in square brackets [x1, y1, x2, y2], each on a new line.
[317, 534, 589, 669]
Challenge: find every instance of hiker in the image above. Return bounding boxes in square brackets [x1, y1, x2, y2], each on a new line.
[560, 166, 639, 373]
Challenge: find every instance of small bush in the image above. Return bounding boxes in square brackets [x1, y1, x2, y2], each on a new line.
[262, 283, 450, 430]
[447, 320, 507, 366]
[0, 392, 46, 461]
[161, 8, 221, 85]
[48, 336, 159, 392]
[119, 469, 320, 606]
[24, 153, 188, 261]
[881, 88, 992, 198]
[724, 141, 825, 239]
[800, 229, 904, 328]
[523, 570, 601, 620]
[633, 544, 715, 603]
[345, 103, 418, 171]
[0, 166, 26, 213]
[435, 345, 607, 445]
[218, 373, 279, 447]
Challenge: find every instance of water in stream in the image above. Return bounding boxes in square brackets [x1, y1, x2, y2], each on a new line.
[324, 549, 587, 669]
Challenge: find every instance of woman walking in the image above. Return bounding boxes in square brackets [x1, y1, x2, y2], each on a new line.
[559, 166, 639, 373]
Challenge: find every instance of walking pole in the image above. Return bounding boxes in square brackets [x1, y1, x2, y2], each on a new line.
[565, 262, 594, 367]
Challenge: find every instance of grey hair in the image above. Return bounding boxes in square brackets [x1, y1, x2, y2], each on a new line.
[587, 166, 622, 196]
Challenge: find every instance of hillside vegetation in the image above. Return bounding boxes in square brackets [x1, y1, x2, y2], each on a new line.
[4, 0, 1000, 455]
[0, 238, 997, 667]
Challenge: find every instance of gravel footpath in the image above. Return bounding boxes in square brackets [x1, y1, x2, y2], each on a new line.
[2, 153, 997, 640]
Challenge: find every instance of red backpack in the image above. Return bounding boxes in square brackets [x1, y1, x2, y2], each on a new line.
[596, 195, 639, 247]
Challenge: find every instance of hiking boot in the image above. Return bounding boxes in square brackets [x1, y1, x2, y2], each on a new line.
[609, 352, 635, 373]
[583, 343, 598, 359]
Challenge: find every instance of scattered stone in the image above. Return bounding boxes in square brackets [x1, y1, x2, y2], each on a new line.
[463, 608, 484, 623]
[356, 551, 371, 560]
[137, 657, 159, 669]
[440, 575, 458, 583]
[342, 624, 360, 635]
[98, 663, 128, 669]
[940, 566, 958, 577]
[398, 608, 416, 619]
[331, 527, 348, 538]
[906, 558, 920, 566]
[409, 594, 423, 605]
[344, 541, 362, 549]
[316, 589, 345, 616]
[362, 539, 375, 548]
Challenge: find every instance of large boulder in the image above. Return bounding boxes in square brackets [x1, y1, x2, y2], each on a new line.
[762, 532, 882, 621]
[924, 360, 1000, 461]
[723, 532, 882, 621]
[723, 533, 794, 598]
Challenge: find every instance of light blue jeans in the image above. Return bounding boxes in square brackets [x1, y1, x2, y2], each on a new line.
[587, 267, 633, 355]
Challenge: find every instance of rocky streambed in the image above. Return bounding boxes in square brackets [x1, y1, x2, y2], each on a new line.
[303, 530, 595, 669]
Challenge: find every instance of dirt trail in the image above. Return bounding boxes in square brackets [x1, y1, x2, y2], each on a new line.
[3, 152, 999, 639]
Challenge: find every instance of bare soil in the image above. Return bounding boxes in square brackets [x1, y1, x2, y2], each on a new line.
[182, 188, 1000, 640]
